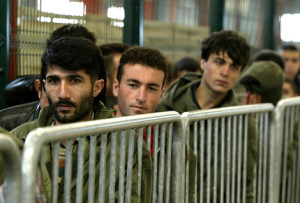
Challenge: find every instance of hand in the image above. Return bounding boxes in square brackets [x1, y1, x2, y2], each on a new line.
[242, 92, 262, 104]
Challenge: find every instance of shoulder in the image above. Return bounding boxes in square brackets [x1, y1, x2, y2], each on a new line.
[10, 120, 39, 141]
[10, 105, 53, 141]
[157, 73, 202, 113]
[93, 101, 115, 119]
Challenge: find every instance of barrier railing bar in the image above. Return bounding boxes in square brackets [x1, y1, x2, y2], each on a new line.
[242, 114, 249, 203]
[157, 124, 166, 203]
[118, 130, 126, 202]
[76, 137, 85, 203]
[0, 134, 22, 203]
[108, 132, 117, 203]
[125, 129, 135, 203]
[64, 139, 73, 203]
[220, 117, 225, 203]
[213, 118, 218, 203]
[137, 128, 143, 203]
[98, 133, 107, 203]
[51, 142, 59, 203]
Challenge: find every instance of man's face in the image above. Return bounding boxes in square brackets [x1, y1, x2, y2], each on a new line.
[279, 50, 300, 80]
[283, 81, 295, 98]
[200, 52, 242, 95]
[113, 64, 165, 117]
[44, 65, 104, 124]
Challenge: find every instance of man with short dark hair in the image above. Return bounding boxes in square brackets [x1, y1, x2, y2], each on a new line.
[46, 24, 96, 47]
[173, 57, 201, 79]
[277, 43, 300, 94]
[113, 46, 167, 117]
[99, 43, 130, 109]
[11, 37, 152, 202]
[157, 30, 250, 112]
[157, 30, 257, 202]
[0, 24, 98, 131]
[283, 78, 298, 98]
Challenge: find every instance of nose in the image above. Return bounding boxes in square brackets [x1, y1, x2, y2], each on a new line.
[136, 87, 146, 102]
[58, 81, 71, 99]
[220, 65, 230, 77]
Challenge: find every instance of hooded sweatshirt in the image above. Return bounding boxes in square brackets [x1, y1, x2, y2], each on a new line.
[156, 72, 240, 113]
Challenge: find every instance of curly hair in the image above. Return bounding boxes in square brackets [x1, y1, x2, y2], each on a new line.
[201, 30, 250, 70]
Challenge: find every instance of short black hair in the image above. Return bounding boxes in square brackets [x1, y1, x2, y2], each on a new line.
[41, 36, 106, 105]
[201, 30, 250, 70]
[46, 24, 96, 48]
[284, 78, 297, 93]
[99, 43, 130, 82]
[99, 43, 130, 56]
[252, 49, 284, 70]
[117, 47, 168, 87]
[174, 57, 201, 77]
[277, 43, 298, 52]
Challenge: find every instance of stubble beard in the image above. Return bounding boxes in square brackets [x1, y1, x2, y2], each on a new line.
[48, 90, 94, 123]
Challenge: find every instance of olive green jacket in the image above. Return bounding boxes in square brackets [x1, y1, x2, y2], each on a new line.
[157, 73, 257, 203]
[0, 127, 23, 184]
[11, 102, 152, 202]
[237, 61, 297, 171]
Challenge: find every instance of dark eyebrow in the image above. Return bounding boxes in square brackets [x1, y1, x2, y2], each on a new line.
[215, 57, 226, 61]
[147, 83, 160, 88]
[46, 75, 59, 80]
[46, 74, 85, 80]
[127, 79, 160, 87]
[68, 74, 85, 79]
[127, 79, 141, 84]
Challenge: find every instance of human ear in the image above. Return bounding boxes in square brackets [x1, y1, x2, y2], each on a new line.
[112, 79, 119, 97]
[34, 79, 42, 99]
[93, 79, 104, 97]
[160, 87, 165, 98]
[200, 59, 206, 71]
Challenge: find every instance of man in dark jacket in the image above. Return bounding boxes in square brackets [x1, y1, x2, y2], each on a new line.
[0, 24, 98, 131]
[277, 43, 300, 94]
[157, 30, 257, 202]
[11, 37, 152, 202]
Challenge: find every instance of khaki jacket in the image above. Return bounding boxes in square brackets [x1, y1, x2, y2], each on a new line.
[11, 102, 152, 202]
[157, 73, 257, 203]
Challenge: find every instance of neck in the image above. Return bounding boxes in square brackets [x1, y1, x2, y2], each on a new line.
[196, 83, 228, 110]
[115, 105, 122, 117]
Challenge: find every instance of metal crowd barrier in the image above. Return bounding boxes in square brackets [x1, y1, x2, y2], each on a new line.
[181, 104, 277, 203]
[0, 133, 22, 203]
[276, 97, 300, 203]
[21, 111, 185, 203]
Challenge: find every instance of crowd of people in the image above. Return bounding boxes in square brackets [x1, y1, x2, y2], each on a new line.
[0, 24, 299, 202]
